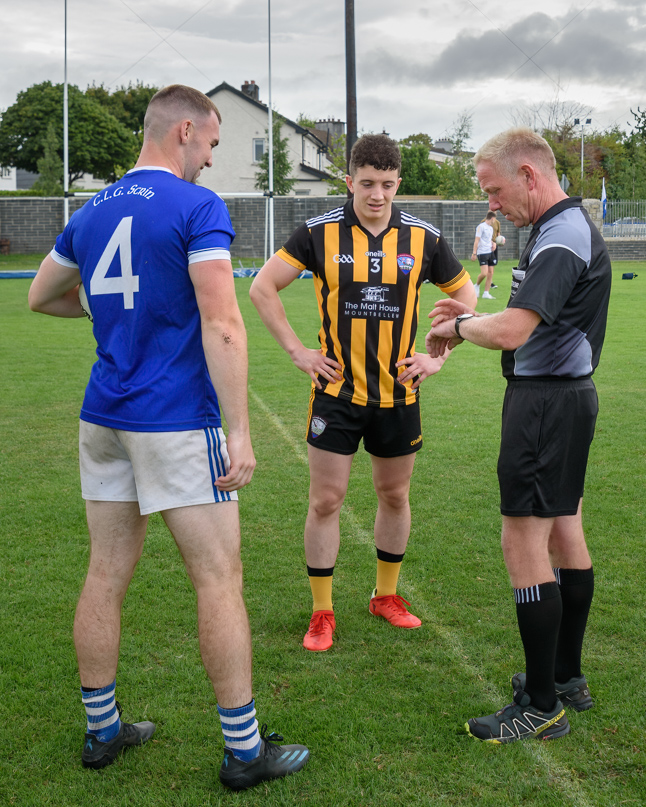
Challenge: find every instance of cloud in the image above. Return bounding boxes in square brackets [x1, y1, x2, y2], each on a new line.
[1, 0, 644, 149]
[360, 8, 646, 91]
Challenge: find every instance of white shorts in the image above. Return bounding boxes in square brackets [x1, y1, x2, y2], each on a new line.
[79, 421, 238, 515]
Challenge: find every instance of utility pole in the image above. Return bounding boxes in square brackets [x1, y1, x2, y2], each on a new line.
[64, 0, 69, 224]
[266, 0, 274, 257]
[345, 0, 357, 194]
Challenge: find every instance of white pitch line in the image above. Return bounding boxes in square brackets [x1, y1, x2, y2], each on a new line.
[250, 387, 594, 807]
[249, 387, 308, 465]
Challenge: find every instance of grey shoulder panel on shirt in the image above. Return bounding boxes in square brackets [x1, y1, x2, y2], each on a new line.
[530, 207, 592, 266]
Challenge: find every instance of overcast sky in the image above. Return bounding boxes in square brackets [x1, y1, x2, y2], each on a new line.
[3, 0, 645, 150]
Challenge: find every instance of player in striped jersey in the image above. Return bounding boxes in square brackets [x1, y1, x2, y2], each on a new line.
[250, 134, 476, 651]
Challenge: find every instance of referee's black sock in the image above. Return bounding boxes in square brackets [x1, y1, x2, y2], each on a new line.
[514, 581, 562, 712]
[553, 566, 594, 682]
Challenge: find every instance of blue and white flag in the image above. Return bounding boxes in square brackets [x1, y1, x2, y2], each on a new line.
[601, 177, 607, 220]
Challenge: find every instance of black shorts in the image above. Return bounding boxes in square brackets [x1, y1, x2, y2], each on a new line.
[306, 389, 423, 457]
[478, 251, 495, 266]
[497, 378, 598, 518]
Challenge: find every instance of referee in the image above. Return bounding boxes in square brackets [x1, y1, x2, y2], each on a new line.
[427, 127, 611, 743]
[250, 134, 476, 652]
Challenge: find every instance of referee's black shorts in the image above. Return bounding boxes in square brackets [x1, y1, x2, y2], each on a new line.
[306, 388, 423, 458]
[497, 377, 599, 518]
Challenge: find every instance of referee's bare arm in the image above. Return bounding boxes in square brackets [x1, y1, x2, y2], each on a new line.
[428, 304, 541, 356]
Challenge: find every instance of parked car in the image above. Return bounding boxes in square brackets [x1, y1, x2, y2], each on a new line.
[603, 217, 646, 237]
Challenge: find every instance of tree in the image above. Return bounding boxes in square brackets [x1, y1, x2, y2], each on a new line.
[30, 122, 64, 196]
[398, 143, 441, 196]
[296, 113, 317, 129]
[509, 97, 591, 135]
[602, 128, 646, 199]
[0, 81, 138, 185]
[86, 81, 158, 146]
[323, 133, 347, 195]
[505, 95, 646, 199]
[543, 125, 646, 200]
[399, 132, 434, 150]
[254, 113, 296, 196]
[437, 113, 482, 200]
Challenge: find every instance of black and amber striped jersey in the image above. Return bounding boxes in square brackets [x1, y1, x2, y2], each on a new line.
[277, 200, 469, 407]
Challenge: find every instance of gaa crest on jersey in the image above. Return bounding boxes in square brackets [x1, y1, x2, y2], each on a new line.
[397, 254, 415, 274]
[310, 416, 327, 438]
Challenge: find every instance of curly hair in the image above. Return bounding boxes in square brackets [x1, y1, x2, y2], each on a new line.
[349, 134, 401, 176]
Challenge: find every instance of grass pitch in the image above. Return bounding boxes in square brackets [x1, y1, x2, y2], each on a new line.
[0, 257, 644, 806]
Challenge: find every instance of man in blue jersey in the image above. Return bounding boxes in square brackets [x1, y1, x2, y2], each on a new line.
[426, 128, 611, 743]
[28, 84, 308, 790]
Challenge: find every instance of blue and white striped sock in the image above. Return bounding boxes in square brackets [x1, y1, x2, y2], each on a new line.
[81, 680, 121, 743]
[217, 699, 261, 762]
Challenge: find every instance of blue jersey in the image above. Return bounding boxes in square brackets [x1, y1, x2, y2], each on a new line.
[52, 167, 236, 431]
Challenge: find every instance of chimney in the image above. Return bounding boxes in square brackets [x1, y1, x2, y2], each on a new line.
[315, 118, 346, 140]
[241, 80, 260, 102]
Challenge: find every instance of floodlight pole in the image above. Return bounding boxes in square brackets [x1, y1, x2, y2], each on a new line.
[63, 0, 69, 224]
[575, 117, 592, 183]
[267, 0, 274, 257]
[345, 0, 357, 195]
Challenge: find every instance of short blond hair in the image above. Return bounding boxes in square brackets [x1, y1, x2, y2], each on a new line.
[474, 127, 556, 179]
[144, 85, 221, 140]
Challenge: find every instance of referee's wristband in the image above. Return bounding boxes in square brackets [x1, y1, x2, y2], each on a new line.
[454, 313, 475, 339]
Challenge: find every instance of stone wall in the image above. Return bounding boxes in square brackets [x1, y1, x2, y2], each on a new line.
[217, 197, 528, 261]
[603, 238, 646, 260]
[0, 197, 86, 254]
[1, 195, 644, 261]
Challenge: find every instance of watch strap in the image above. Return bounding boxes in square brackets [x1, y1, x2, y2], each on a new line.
[455, 313, 475, 339]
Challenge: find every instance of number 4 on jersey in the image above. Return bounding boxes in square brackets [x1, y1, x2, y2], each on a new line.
[90, 216, 139, 309]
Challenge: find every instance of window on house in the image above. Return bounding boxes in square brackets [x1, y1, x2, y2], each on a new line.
[0, 166, 11, 178]
[252, 138, 266, 163]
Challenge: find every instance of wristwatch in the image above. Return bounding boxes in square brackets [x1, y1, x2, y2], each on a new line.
[454, 313, 475, 339]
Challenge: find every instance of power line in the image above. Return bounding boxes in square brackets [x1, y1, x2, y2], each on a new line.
[454, 0, 597, 140]
[108, 0, 216, 88]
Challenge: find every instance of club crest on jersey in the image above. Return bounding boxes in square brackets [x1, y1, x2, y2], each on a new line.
[310, 416, 327, 438]
[397, 254, 415, 274]
[361, 286, 388, 303]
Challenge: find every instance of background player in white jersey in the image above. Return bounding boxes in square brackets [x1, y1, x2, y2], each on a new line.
[28, 84, 308, 791]
[471, 210, 497, 299]
[250, 134, 476, 652]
